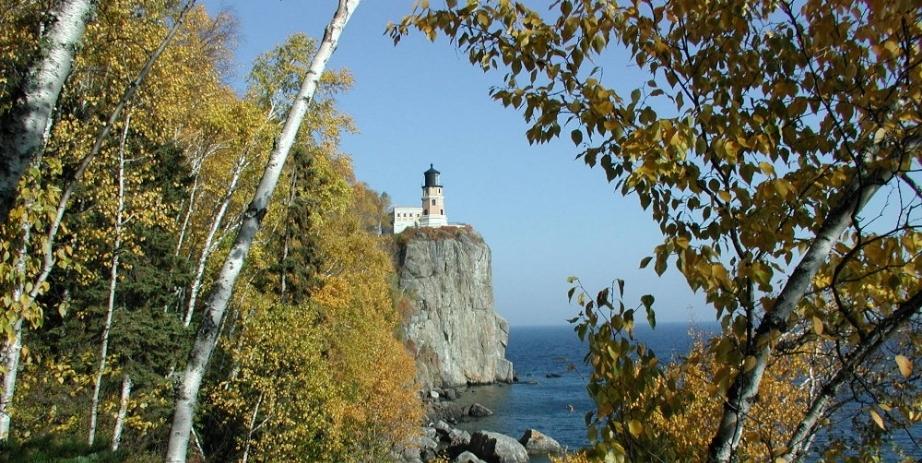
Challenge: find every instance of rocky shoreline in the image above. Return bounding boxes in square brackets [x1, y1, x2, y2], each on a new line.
[396, 386, 564, 463]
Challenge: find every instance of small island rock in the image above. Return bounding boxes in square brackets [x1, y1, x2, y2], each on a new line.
[468, 403, 494, 417]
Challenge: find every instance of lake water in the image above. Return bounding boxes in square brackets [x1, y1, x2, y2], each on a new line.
[453, 323, 711, 458]
[453, 323, 921, 461]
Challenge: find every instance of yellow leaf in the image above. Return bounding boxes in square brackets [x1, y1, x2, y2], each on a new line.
[811, 316, 823, 336]
[743, 355, 756, 372]
[718, 190, 731, 202]
[628, 419, 643, 437]
[870, 409, 885, 430]
[895, 355, 912, 378]
[874, 127, 886, 143]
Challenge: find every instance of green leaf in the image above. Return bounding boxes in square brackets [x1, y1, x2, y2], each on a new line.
[571, 129, 583, 145]
[641, 294, 655, 309]
[639, 256, 652, 269]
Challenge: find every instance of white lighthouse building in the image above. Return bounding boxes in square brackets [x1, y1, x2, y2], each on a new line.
[391, 164, 449, 234]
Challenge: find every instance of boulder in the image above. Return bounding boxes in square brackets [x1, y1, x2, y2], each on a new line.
[447, 427, 472, 447]
[433, 420, 453, 435]
[468, 403, 494, 418]
[519, 428, 563, 455]
[454, 451, 486, 463]
[417, 435, 439, 462]
[469, 431, 528, 463]
[443, 387, 460, 400]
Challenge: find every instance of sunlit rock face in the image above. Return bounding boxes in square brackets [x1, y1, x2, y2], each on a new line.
[396, 227, 514, 390]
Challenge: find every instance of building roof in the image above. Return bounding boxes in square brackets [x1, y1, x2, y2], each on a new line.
[424, 163, 440, 175]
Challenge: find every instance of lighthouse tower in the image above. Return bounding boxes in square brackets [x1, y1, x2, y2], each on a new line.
[419, 164, 447, 228]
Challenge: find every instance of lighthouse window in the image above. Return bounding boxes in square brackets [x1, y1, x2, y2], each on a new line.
[440, 209, 443, 214]
[431, 199, 436, 205]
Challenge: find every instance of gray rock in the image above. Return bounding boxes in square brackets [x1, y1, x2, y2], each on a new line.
[453, 451, 486, 463]
[447, 428, 472, 447]
[422, 426, 438, 440]
[418, 435, 439, 462]
[444, 387, 460, 400]
[398, 228, 515, 389]
[468, 403, 494, 417]
[434, 420, 453, 435]
[469, 431, 529, 463]
[519, 428, 563, 455]
[393, 446, 423, 463]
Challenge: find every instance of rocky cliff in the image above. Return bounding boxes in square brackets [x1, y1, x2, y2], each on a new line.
[396, 226, 514, 389]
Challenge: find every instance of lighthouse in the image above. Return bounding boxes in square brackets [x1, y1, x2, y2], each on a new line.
[390, 164, 451, 233]
[419, 164, 447, 228]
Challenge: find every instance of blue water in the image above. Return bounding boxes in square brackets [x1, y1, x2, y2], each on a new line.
[454, 323, 712, 454]
[453, 323, 921, 461]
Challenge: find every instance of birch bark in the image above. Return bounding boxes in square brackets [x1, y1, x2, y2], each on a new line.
[111, 373, 132, 451]
[26, 0, 197, 307]
[706, 167, 894, 462]
[0, 0, 96, 222]
[778, 290, 922, 462]
[174, 145, 211, 257]
[0, 206, 33, 440]
[164, 1, 360, 460]
[87, 114, 131, 446]
[183, 152, 247, 327]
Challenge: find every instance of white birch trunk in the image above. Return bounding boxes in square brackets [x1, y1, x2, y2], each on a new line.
[778, 290, 922, 462]
[183, 152, 247, 327]
[174, 146, 210, 257]
[707, 167, 893, 462]
[88, 115, 130, 446]
[240, 392, 263, 463]
[0, 0, 96, 222]
[279, 171, 298, 299]
[110, 373, 132, 451]
[0, 318, 23, 441]
[24, 0, 197, 306]
[164, 2, 360, 460]
[0, 179, 39, 440]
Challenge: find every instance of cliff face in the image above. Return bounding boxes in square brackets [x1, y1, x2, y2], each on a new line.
[396, 227, 514, 389]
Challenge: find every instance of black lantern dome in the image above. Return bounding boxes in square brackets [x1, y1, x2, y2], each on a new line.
[423, 163, 441, 187]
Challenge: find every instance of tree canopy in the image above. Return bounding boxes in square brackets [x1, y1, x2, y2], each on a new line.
[392, 0, 921, 461]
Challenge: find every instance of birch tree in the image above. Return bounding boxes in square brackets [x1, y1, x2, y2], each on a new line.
[110, 372, 132, 451]
[0, 0, 96, 222]
[87, 114, 130, 446]
[0, 1, 197, 440]
[165, 1, 361, 460]
[393, 0, 921, 460]
[184, 150, 249, 327]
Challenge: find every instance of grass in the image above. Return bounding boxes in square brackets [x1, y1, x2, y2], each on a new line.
[0, 435, 159, 463]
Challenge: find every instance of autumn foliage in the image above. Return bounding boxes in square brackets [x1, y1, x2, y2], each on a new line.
[0, 2, 421, 460]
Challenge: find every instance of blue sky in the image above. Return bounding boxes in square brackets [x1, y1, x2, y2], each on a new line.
[201, 0, 708, 326]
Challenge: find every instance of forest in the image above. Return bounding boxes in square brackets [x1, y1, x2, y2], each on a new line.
[0, 0, 920, 462]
